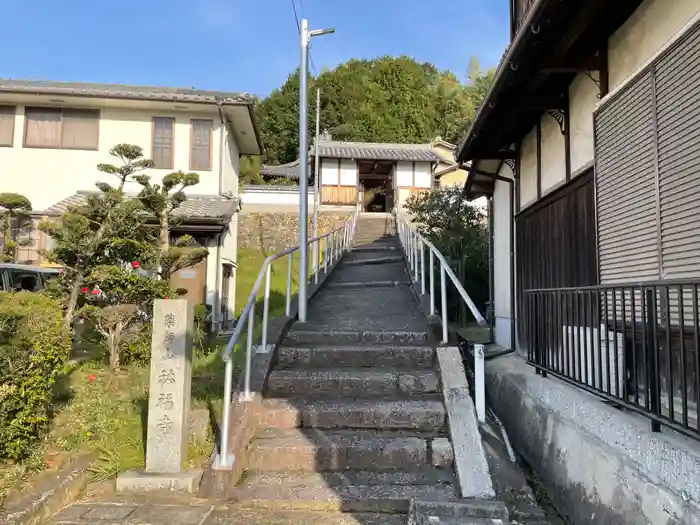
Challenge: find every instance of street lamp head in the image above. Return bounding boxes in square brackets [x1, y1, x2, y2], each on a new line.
[310, 28, 335, 37]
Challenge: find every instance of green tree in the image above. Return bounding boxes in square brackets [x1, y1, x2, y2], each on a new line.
[0, 193, 33, 263]
[39, 144, 155, 329]
[404, 187, 489, 317]
[132, 171, 208, 281]
[256, 56, 495, 165]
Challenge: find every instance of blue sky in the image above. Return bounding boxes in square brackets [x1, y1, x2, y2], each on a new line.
[0, 0, 510, 98]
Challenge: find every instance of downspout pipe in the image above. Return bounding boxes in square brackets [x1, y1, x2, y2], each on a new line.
[478, 170, 517, 355]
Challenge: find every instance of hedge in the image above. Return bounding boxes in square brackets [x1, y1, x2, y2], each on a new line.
[0, 292, 71, 460]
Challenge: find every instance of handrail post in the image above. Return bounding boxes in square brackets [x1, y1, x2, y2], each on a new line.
[215, 357, 234, 468]
[429, 249, 435, 315]
[324, 237, 328, 274]
[441, 263, 448, 344]
[285, 253, 293, 316]
[474, 343, 486, 423]
[420, 238, 426, 295]
[413, 233, 419, 282]
[242, 308, 255, 401]
[261, 265, 271, 351]
[312, 233, 319, 281]
[314, 239, 320, 284]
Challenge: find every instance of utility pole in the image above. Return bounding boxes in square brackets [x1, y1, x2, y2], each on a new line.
[312, 88, 321, 276]
[298, 19, 334, 323]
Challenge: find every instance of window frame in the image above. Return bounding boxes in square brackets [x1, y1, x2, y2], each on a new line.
[189, 118, 213, 171]
[152, 116, 175, 170]
[0, 105, 16, 147]
[23, 106, 100, 151]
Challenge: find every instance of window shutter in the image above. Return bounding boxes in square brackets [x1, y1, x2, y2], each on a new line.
[24, 108, 62, 148]
[595, 71, 659, 284]
[656, 23, 700, 280]
[190, 119, 212, 171]
[153, 117, 174, 169]
[61, 109, 99, 150]
[0, 106, 15, 146]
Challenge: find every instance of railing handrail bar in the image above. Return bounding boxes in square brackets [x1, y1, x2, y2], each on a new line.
[524, 279, 700, 294]
[222, 220, 354, 362]
[398, 214, 486, 326]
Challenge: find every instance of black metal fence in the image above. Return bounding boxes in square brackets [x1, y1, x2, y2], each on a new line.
[524, 281, 700, 440]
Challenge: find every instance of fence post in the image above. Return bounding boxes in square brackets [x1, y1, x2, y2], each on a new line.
[645, 288, 662, 432]
[474, 343, 486, 423]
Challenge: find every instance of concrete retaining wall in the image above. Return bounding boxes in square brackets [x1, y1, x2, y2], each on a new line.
[486, 355, 700, 525]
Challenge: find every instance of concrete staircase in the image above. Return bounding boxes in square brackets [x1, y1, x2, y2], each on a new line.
[230, 215, 508, 524]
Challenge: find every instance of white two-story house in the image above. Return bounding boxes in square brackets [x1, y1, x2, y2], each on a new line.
[0, 79, 262, 330]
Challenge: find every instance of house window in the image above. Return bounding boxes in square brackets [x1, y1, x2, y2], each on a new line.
[24, 107, 99, 150]
[190, 119, 213, 171]
[0, 105, 15, 146]
[152, 117, 175, 169]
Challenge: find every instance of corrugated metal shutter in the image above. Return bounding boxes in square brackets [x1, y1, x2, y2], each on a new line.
[656, 22, 700, 280]
[595, 71, 658, 284]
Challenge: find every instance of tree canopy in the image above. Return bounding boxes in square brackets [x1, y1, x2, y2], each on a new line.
[254, 55, 495, 167]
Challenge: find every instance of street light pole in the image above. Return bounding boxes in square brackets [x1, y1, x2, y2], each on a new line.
[312, 88, 321, 276]
[298, 19, 334, 323]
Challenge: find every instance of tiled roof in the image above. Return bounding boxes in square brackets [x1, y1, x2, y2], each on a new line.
[316, 141, 443, 162]
[0, 79, 254, 105]
[43, 191, 239, 221]
[260, 159, 302, 179]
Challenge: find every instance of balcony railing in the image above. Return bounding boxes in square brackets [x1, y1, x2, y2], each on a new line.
[524, 281, 700, 440]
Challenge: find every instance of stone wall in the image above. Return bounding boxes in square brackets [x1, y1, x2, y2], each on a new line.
[238, 212, 351, 252]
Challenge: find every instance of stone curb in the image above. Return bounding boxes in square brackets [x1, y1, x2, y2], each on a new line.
[437, 347, 496, 500]
[1, 453, 94, 525]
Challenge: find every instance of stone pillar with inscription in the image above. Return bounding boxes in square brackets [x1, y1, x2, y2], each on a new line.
[117, 299, 202, 493]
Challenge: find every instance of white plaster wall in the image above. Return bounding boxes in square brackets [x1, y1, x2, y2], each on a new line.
[222, 121, 240, 196]
[0, 105, 228, 211]
[540, 114, 566, 194]
[414, 162, 432, 188]
[569, 73, 599, 173]
[608, 0, 700, 90]
[339, 159, 357, 186]
[240, 188, 314, 206]
[221, 216, 238, 320]
[493, 171, 513, 350]
[320, 158, 338, 185]
[396, 161, 413, 187]
[519, 127, 538, 208]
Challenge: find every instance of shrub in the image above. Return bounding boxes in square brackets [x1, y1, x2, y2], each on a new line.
[0, 292, 71, 460]
[121, 322, 152, 366]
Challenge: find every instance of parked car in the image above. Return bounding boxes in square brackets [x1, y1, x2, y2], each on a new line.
[0, 263, 61, 293]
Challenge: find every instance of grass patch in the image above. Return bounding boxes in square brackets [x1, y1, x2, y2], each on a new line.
[0, 245, 315, 505]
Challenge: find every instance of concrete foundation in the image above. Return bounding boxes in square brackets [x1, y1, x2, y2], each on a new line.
[486, 355, 700, 525]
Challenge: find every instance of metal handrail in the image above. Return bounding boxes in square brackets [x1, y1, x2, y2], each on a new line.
[396, 214, 486, 343]
[215, 204, 360, 469]
[395, 212, 487, 423]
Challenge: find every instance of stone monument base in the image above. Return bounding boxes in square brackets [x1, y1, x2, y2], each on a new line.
[116, 469, 203, 493]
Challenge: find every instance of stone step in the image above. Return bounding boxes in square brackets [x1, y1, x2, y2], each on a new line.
[277, 345, 435, 369]
[267, 368, 440, 397]
[285, 330, 428, 346]
[351, 245, 398, 252]
[344, 250, 402, 263]
[234, 470, 459, 514]
[247, 428, 453, 472]
[409, 500, 510, 523]
[215, 508, 406, 525]
[342, 256, 404, 266]
[258, 398, 446, 431]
